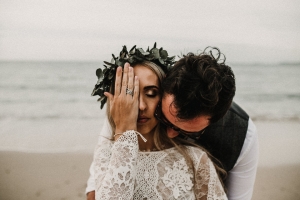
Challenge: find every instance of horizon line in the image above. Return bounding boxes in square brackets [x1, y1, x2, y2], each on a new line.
[1, 59, 300, 66]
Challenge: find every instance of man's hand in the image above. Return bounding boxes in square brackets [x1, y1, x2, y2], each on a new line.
[86, 191, 95, 200]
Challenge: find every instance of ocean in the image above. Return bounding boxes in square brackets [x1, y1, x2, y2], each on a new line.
[0, 61, 300, 152]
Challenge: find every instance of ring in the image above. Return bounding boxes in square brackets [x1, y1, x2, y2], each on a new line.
[126, 88, 133, 95]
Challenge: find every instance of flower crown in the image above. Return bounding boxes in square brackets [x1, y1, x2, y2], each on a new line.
[92, 43, 175, 109]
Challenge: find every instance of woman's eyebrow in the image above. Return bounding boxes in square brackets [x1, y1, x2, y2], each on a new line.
[144, 85, 159, 90]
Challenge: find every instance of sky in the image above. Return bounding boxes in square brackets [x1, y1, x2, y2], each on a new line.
[0, 0, 300, 63]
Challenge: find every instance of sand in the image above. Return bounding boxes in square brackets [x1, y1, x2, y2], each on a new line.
[0, 121, 300, 200]
[0, 151, 93, 200]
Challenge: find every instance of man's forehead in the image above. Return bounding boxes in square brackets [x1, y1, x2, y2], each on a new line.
[161, 93, 210, 131]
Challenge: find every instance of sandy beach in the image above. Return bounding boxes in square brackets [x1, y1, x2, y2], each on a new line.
[1, 120, 300, 200]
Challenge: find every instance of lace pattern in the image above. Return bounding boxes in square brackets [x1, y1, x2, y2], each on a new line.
[93, 130, 227, 200]
[161, 158, 193, 198]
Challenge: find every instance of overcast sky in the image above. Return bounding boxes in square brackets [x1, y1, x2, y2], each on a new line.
[0, 0, 299, 63]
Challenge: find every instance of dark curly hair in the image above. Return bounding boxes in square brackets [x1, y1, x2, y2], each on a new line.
[162, 47, 235, 123]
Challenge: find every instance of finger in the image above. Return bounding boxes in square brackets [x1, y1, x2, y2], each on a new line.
[114, 67, 123, 96]
[133, 75, 139, 100]
[127, 66, 134, 97]
[104, 92, 113, 101]
[121, 63, 129, 95]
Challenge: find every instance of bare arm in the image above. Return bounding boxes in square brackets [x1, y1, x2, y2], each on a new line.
[86, 191, 95, 200]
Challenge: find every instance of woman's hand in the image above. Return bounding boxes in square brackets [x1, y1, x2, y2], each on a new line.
[104, 63, 139, 138]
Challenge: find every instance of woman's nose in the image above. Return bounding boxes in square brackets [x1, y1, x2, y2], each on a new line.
[139, 97, 146, 111]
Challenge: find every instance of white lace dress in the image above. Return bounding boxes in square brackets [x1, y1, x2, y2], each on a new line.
[93, 130, 227, 200]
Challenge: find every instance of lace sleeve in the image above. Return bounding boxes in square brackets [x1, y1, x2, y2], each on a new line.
[93, 130, 140, 200]
[194, 151, 228, 200]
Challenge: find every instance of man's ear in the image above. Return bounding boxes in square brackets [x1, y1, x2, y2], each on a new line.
[167, 130, 179, 138]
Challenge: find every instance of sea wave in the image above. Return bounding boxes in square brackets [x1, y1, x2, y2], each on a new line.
[1, 61, 300, 122]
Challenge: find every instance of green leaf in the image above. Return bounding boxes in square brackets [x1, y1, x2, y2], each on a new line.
[116, 60, 124, 66]
[128, 57, 134, 63]
[136, 48, 145, 55]
[142, 51, 150, 56]
[147, 53, 155, 60]
[96, 68, 103, 78]
[96, 77, 102, 85]
[108, 71, 115, 79]
[120, 51, 126, 59]
[133, 55, 143, 61]
[121, 46, 127, 53]
[92, 88, 103, 96]
[167, 56, 175, 61]
[158, 58, 164, 65]
[151, 48, 160, 59]
[100, 98, 107, 109]
[111, 57, 115, 64]
[103, 61, 113, 66]
[160, 50, 168, 59]
[129, 45, 136, 54]
[97, 95, 106, 102]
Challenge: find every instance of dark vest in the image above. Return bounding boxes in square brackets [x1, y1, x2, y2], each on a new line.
[195, 102, 249, 172]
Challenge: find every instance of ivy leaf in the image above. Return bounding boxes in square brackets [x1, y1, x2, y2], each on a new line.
[111, 57, 115, 64]
[103, 61, 113, 66]
[97, 95, 106, 102]
[129, 45, 136, 54]
[158, 58, 164, 65]
[108, 70, 115, 79]
[151, 48, 160, 59]
[100, 97, 107, 109]
[160, 50, 168, 59]
[167, 56, 175, 61]
[116, 60, 123, 66]
[120, 51, 126, 59]
[136, 48, 145, 57]
[92, 87, 103, 96]
[96, 68, 103, 78]
[133, 55, 143, 61]
[128, 57, 134, 63]
[142, 51, 150, 56]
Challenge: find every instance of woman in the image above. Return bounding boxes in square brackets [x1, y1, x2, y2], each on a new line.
[92, 44, 227, 200]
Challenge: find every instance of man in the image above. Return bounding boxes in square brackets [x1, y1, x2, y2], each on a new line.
[86, 48, 258, 200]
